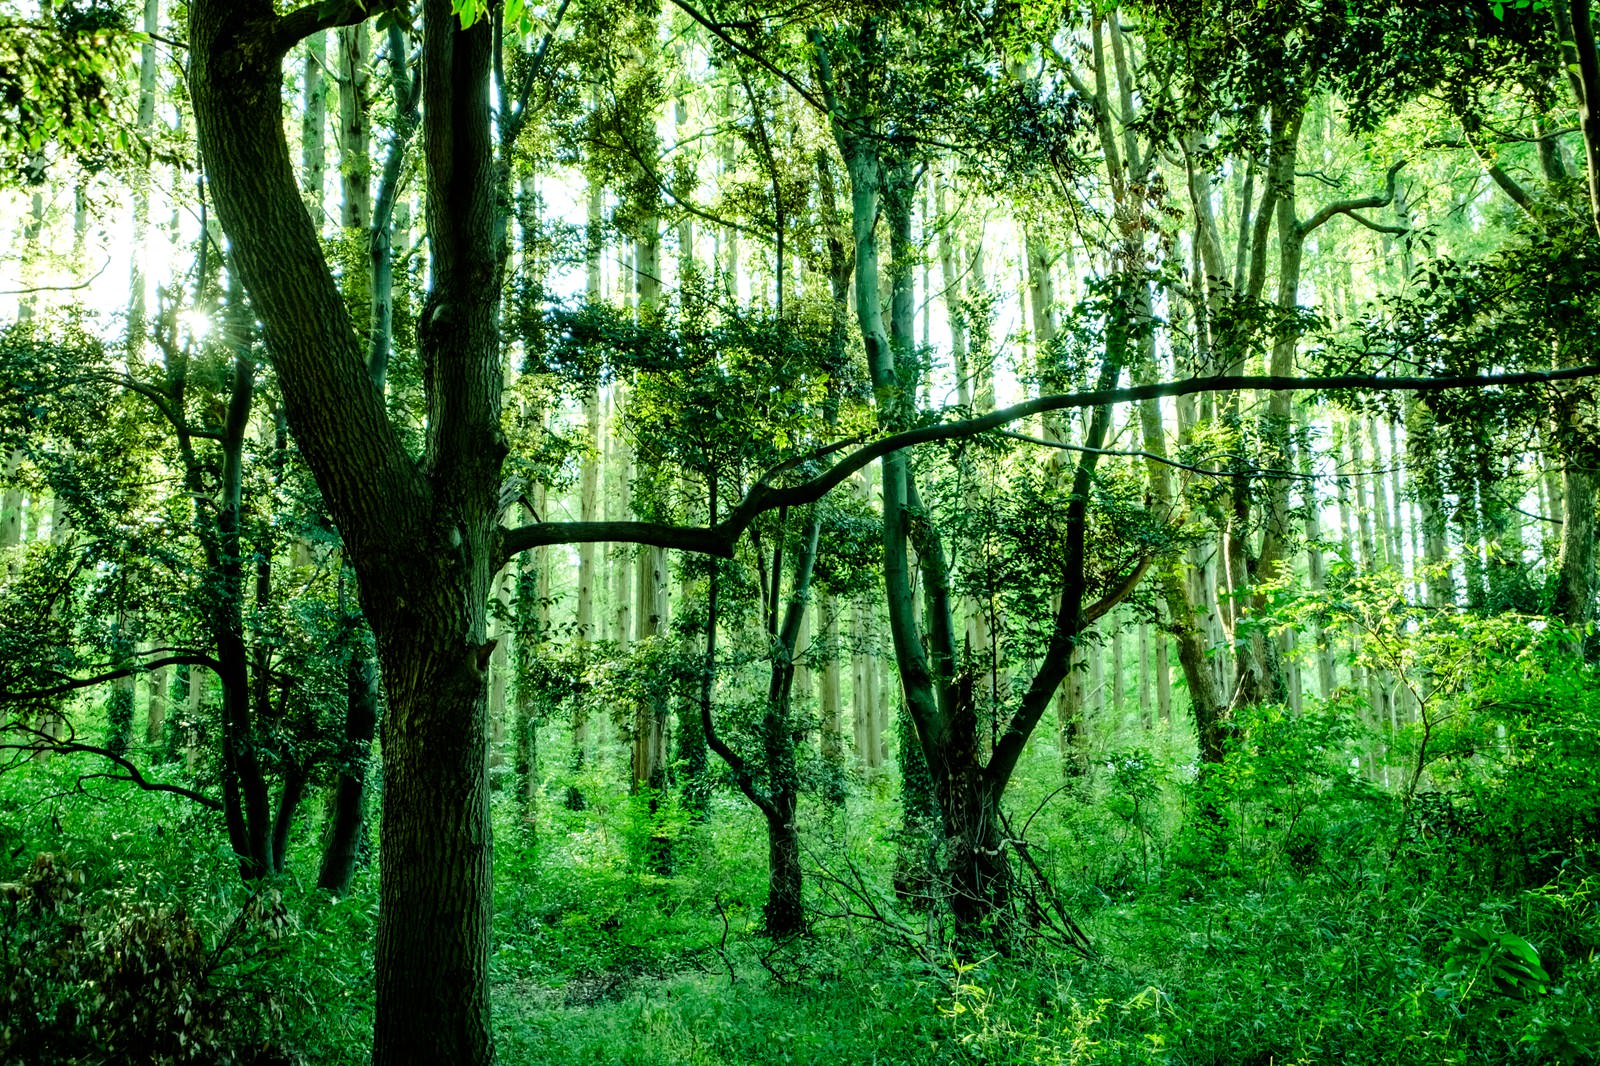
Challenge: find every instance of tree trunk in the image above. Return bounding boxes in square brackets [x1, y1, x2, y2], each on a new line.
[819, 598, 845, 803]
[763, 797, 803, 936]
[301, 31, 327, 221]
[318, 620, 378, 893]
[189, 4, 502, 1060]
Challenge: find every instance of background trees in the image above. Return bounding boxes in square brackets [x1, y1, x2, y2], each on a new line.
[5, 0, 1600, 1062]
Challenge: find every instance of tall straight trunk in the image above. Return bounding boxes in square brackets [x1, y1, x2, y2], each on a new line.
[567, 384, 599, 807]
[631, 545, 668, 793]
[1, 450, 22, 550]
[317, 602, 378, 892]
[1348, 419, 1377, 570]
[851, 598, 880, 768]
[1408, 401, 1454, 608]
[1057, 646, 1086, 776]
[1110, 624, 1124, 722]
[1299, 409, 1336, 699]
[1387, 420, 1408, 582]
[301, 32, 327, 222]
[513, 491, 548, 821]
[1138, 622, 1151, 729]
[819, 598, 845, 802]
[1155, 626, 1171, 726]
[127, 0, 161, 345]
[487, 564, 513, 765]
[1553, 465, 1597, 628]
[573, 165, 603, 795]
[1368, 418, 1395, 570]
[145, 648, 169, 745]
[338, 23, 372, 233]
[609, 388, 634, 647]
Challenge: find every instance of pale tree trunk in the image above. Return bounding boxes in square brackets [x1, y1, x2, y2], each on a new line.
[1387, 420, 1409, 582]
[1, 450, 21, 551]
[338, 23, 372, 234]
[1138, 622, 1151, 729]
[145, 643, 170, 745]
[851, 598, 878, 769]
[128, 0, 160, 346]
[609, 388, 634, 648]
[513, 495, 548, 822]
[1155, 624, 1172, 727]
[819, 598, 845, 802]
[1299, 409, 1336, 700]
[1548, 2, 1600, 630]
[1110, 622, 1125, 724]
[301, 31, 327, 223]
[487, 564, 513, 766]
[1408, 400, 1454, 608]
[631, 546, 669, 794]
[568, 382, 599, 807]
[1058, 647, 1086, 776]
[183, 661, 204, 770]
[1368, 418, 1395, 570]
[630, 201, 667, 804]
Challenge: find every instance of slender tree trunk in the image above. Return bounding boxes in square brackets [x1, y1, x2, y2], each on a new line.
[318, 606, 378, 892]
[301, 32, 327, 223]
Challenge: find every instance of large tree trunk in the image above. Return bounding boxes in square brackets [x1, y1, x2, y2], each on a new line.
[189, 4, 503, 1061]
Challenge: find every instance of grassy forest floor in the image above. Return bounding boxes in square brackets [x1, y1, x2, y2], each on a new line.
[5, 673, 1600, 1065]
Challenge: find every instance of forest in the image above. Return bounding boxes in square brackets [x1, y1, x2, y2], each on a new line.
[4, 0, 1600, 1062]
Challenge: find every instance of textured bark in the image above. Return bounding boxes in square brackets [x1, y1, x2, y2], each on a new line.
[1, 450, 22, 550]
[1137, 623, 1151, 729]
[338, 22, 373, 232]
[189, 3, 501, 1061]
[127, 0, 160, 344]
[819, 599, 845, 801]
[144, 651, 169, 746]
[1154, 624, 1171, 726]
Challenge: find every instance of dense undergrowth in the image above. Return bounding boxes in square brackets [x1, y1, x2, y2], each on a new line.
[5, 627, 1600, 1064]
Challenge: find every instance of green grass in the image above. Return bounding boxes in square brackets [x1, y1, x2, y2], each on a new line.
[6, 704, 1600, 1065]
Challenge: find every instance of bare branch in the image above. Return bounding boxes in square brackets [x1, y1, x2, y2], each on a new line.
[0, 258, 110, 296]
[499, 364, 1600, 566]
[1301, 159, 1407, 236]
[1, 654, 219, 705]
[0, 734, 223, 811]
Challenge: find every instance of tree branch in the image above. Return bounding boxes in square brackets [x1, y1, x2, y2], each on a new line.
[273, 0, 393, 54]
[1300, 159, 1407, 236]
[0, 735, 223, 811]
[1, 654, 219, 704]
[498, 364, 1600, 566]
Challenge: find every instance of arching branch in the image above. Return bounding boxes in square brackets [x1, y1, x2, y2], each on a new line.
[0, 733, 223, 812]
[0, 654, 220, 705]
[497, 364, 1600, 567]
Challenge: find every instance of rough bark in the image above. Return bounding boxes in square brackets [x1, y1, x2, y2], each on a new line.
[189, 3, 502, 1061]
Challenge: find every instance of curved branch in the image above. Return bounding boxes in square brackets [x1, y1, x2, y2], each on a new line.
[274, 0, 394, 54]
[0, 737, 223, 811]
[1301, 159, 1407, 236]
[0, 654, 219, 704]
[498, 364, 1600, 566]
